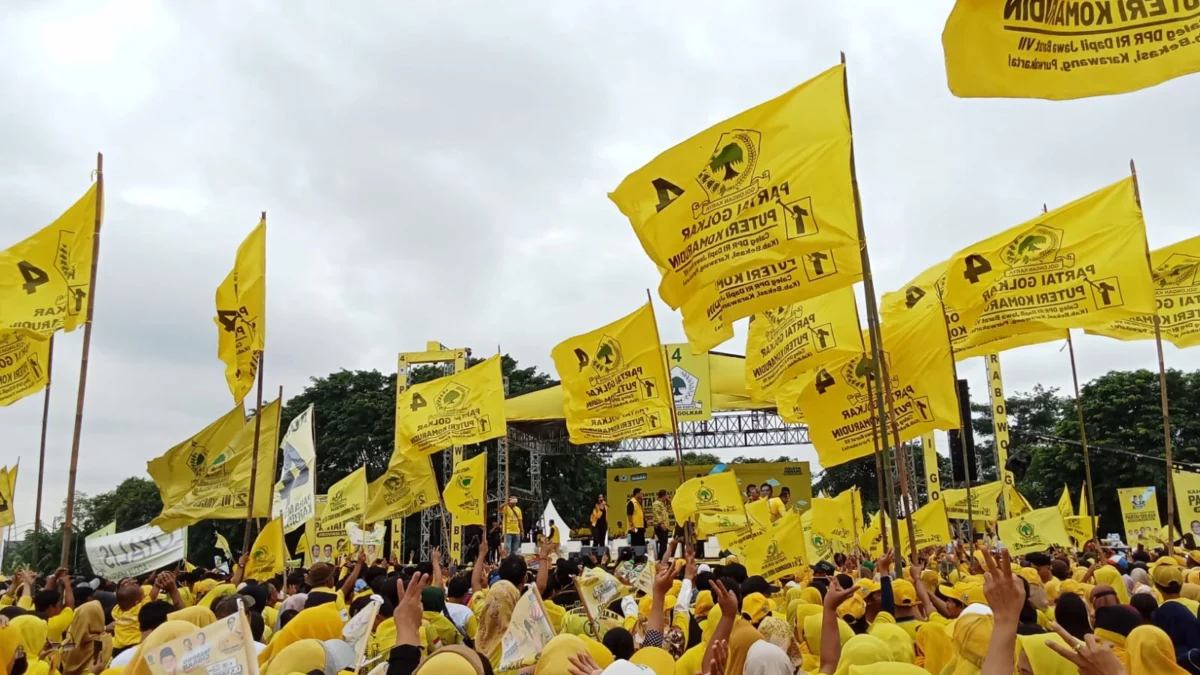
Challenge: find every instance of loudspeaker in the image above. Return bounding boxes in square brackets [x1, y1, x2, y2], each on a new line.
[1006, 450, 1033, 481]
[950, 379, 979, 484]
[618, 546, 648, 561]
[578, 546, 608, 560]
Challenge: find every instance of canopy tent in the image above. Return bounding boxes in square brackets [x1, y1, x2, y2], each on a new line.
[503, 351, 773, 422]
[539, 499, 569, 542]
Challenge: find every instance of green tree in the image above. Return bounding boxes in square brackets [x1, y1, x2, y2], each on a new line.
[652, 452, 722, 468]
[607, 456, 643, 469]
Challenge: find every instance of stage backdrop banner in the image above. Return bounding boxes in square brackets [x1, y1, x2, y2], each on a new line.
[606, 462, 812, 537]
[86, 524, 187, 579]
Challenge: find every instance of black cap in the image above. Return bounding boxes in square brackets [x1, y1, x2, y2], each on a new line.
[812, 561, 836, 575]
[741, 575, 781, 596]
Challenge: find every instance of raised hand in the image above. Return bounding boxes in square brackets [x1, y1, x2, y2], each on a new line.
[982, 547, 1025, 627]
[824, 575, 860, 611]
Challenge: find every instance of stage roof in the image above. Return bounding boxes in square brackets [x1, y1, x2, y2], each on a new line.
[503, 351, 774, 422]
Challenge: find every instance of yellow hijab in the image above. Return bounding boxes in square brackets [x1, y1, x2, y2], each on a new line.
[10, 616, 49, 675]
[801, 586, 823, 606]
[1094, 628, 1128, 666]
[262, 639, 327, 675]
[629, 646, 675, 675]
[1128, 625, 1189, 675]
[915, 620, 954, 675]
[198, 583, 237, 609]
[834, 634, 893, 675]
[802, 612, 853, 655]
[793, 604, 823, 644]
[1094, 567, 1130, 604]
[413, 645, 485, 674]
[257, 604, 343, 665]
[867, 623, 914, 664]
[167, 605, 217, 627]
[124, 621, 206, 675]
[848, 665, 928, 675]
[0, 624, 22, 675]
[944, 614, 992, 675]
[1017, 633, 1078, 675]
[534, 635, 588, 675]
[725, 618, 764, 675]
[62, 601, 111, 675]
[475, 581, 520, 667]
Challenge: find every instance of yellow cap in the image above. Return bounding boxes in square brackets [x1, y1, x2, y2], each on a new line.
[1017, 568, 1043, 586]
[743, 593, 771, 624]
[858, 579, 882, 598]
[891, 579, 918, 607]
[1188, 550, 1200, 565]
[638, 595, 653, 617]
[693, 590, 714, 619]
[940, 582, 985, 606]
[838, 593, 866, 621]
[1153, 562, 1184, 588]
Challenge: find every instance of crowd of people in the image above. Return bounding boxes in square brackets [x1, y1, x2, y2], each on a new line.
[5, 534, 1200, 674]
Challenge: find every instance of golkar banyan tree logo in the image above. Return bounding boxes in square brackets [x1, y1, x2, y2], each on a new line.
[1000, 225, 1073, 274]
[572, 334, 624, 379]
[695, 483, 716, 508]
[1155, 253, 1200, 289]
[435, 381, 470, 412]
[693, 130, 766, 218]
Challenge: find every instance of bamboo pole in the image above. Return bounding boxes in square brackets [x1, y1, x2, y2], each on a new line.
[60, 153, 104, 567]
[1064, 333, 1098, 534]
[876, 355, 920, 564]
[240, 353, 268, 553]
[865, 374, 890, 552]
[841, 53, 903, 562]
[934, 298, 973, 541]
[646, 290, 690, 556]
[32, 335, 54, 568]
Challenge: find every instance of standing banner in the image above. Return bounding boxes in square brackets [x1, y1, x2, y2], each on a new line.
[942, 0, 1200, 101]
[0, 329, 51, 407]
[141, 609, 255, 675]
[1173, 470, 1200, 543]
[943, 481, 1005, 521]
[396, 354, 506, 458]
[273, 404, 316, 533]
[986, 354, 1016, 495]
[923, 433, 942, 504]
[311, 468, 367, 564]
[1118, 486, 1162, 548]
[998, 506, 1072, 556]
[664, 344, 712, 422]
[499, 589, 557, 672]
[86, 524, 187, 579]
[1088, 235, 1200, 348]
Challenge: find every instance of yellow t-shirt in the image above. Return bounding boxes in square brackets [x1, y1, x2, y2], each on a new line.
[47, 606, 75, 645]
[112, 600, 147, 649]
[629, 499, 645, 529]
[1167, 597, 1200, 616]
[768, 497, 785, 522]
[177, 588, 194, 608]
[503, 506, 523, 535]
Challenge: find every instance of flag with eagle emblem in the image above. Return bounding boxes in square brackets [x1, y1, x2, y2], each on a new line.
[444, 451, 486, 526]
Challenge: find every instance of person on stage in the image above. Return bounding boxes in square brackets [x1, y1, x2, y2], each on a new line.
[746, 484, 760, 503]
[500, 496, 524, 554]
[652, 489, 672, 559]
[590, 494, 608, 548]
[627, 488, 646, 547]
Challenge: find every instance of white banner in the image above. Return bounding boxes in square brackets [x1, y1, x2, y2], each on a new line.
[273, 404, 317, 533]
[86, 524, 186, 579]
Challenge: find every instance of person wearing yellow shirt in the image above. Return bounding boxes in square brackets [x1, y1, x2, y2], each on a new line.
[1153, 563, 1200, 616]
[33, 568, 76, 645]
[110, 580, 162, 653]
[501, 496, 524, 555]
[767, 487, 791, 523]
[1, 570, 35, 610]
[627, 488, 646, 548]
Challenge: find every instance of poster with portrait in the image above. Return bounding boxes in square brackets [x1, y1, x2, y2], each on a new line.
[142, 609, 255, 675]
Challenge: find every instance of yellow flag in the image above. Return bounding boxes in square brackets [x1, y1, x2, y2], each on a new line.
[150, 399, 281, 532]
[744, 285, 863, 401]
[0, 184, 98, 335]
[1088, 235, 1200, 348]
[898, 499, 954, 553]
[0, 464, 17, 527]
[664, 344, 711, 422]
[803, 489, 861, 562]
[1007, 485, 1034, 517]
[942, 0, 1200, 101]
[985, 354, 1019, 500]
[316, 467, 367, 542]
[86, 521, 116, 540]
[215, 533, 232, 559]
[244, 517, 285, 581]
[1174, 470, 1200, 542]
[397, 355, 506, 458]
[714, 498, 770, 553]
[0, 329, 51, 407]
[999, 507, 1072, 556]
[366, 456, 439, 523]
[741, 512, 810, 582]
[671, 471, 747, 525]
[575, 567, 630, 623]
[862, 510, 890, 559]
[943, 481, 1005, 521]
[944, 178, 1156, 347]
[882, 259, 1066, 361]
[215, 218, 266, 404]
[1118, 486, 1161, 548]
[147, 404, 248, 508]
[1080, 483, 1088, 516]
[1066, 483, 1097, 544]
[781, 303, 960, 468]
[550, 303, 675, 443]
[679, 246, 864, 353]
[1058, 486, 1074, 522]
[444, 452, 486, 526]
[923, 433, 942, 504]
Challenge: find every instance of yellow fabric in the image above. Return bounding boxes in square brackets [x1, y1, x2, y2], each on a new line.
[671, 471, 745, 526]
[257, 604, 343, 666]
[675, 643, 706, 675]
[0, 624, 22, 675]
[533, 634, 589, 675]
[413, 646, 484, 675]
[245, 516, 287, 581]
[847, 665, 927, 675]
[122, 621, 199, 675]
[944, 614, 991, 675]
[1018, 633, 1077, 675]
[365, 454, 440, 523]
[834, 634, 893, 675]
[942, 482, 1006, 522]
[998, 507, 1073, 555]
[0, 183, 98, 335]
[801, 587, 823, 606]
[742, 512, 810, 581]
[444, 451, 487, 526]
[424, 611, 463, 647]
[743, 593, 771, 624]
[630, 646, 675, 675]
[476, 580, 519, 669]
[63, 602, 110, 675]
[550, 303, 676, 442]
[915, 620, 953, 675]
[1128, 625, 1189, 674]
[111, 598, 147, 648]
[868, 623, 914, 664]
[146, 404, 248, 510]
[581, 635, 613, 669]
[629, 499, 644, 530]
[0, 330, 50, 408]
[45, 605, 74, 644]
[398, 355, 506, 458]
[214, 216, 266, 403]
[1166, 597, 1200, 617]
[1095, 628, 1128, 667]
[11, 616, 50, 675]
[199, 583, 237, 610]
[168, 605, 216, 627]
[1095, 567, 1131, 605]
[803, 612, 853, 655]
[263, 639, 326, 675]
[725, 619, 765, 675]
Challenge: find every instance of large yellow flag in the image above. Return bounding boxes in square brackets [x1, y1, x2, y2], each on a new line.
[1173, 470, 1200, 541]
[671, 471, 747, 525]
[147, 404, 248, 507]
[366, 456, 439, 523]
[943, 178, 1156, 348]
[882, 259, 1066, 361]
[1058, 486, 1074, 523]
[898, 499, 954, 553]
[151, 399, 281, 532]
[741, 512, 810, 582]
[550, 303, 675, 443]
[999, 507, 1072, 556]
[244, 517, 286, 581]
[862, 510, 889, 559]
[804, 489, 861, 563]
[1088, 235, 1200, 348]
[316, 467, 367, 541]
[0, 184, 98, 335]
[215, 218, 266, 404]
[1118, 486, 1162, 548]
[444, 452, 486, 526]
[744, 285, 863, 401]
[679, 246, 864, 353]
[0, 329, 51, 407]
[397, 355, 506, 458]
[714, 498, 770, 554]
[0, 464, 17, 527]
[942, 0, 1200, 101]
[943, 481, 1005, 521]
[781, 303, 960, 468]
[1007, 485, 1034, 517]
[1066, 483, 1097, 544]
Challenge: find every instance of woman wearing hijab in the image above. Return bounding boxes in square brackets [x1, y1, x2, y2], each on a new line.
[756, 616, 801, 669]
[61, 601, 111, 675]
[866, 623, 914, 664]
[1128, 624, 1191, 674]
[257, 604, 344, 665]
[1130, 568, 1154, 596]
[914, 622, 953, 675]
[167, 606, 216, 628]
[1054, 593, 1093, 642]
[420, 588, 463, 648]
[1151, 601, 1200, 672]
[412, 645, 488, 674]
[1131, 594, 1159, 624]
[534, 635, 590, 674]
[1089, 585, 1120, 610]
[1094, 605, 1143, 667]
[831, 634, 893, 675]
[943, 613, 992, 675]
[723, 618, 766, 675]
[1016, 632, 1077, 675]
[261, 638, 355, 675]
[474, 581, 519, 671]
[743, 640, 794, 675]
[1094, 567, 1131, 604]
[10, 615, 50, 675]
[0, 622, 22, 675]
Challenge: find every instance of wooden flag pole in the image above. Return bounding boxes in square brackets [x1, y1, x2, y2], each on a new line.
[935, 298, 973, 539]
[1129, 159, 1177, 555]
[241, 353, 268, 553]
[876, 357, 920, 564]
[1064, 333, 1098, 532]
[645, 289, 691, 555]
[841, 53, 903, 564]
[32, 334, 54, 568]
[60, 152, 104, 568]
[864, 374, 890, 552]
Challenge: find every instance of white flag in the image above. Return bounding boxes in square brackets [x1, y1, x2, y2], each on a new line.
[273, 404, 317, 533]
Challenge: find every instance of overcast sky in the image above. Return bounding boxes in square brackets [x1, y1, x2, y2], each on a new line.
[2, 0, 1197, 533]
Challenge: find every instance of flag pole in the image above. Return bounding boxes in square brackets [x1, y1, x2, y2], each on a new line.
[864, 374, 890, 552]
[841, 53, 903, 563]
[1064, 332, 1099, 532]
[1128, 159, 1176, 555]
[876, 358, 920, 564]
[241, 351, 268, 553]
[60, 152, 104, 568]
[32, 334, 54, 568]
[645, 290, 690, 554]
[934, 298, 973, 540]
